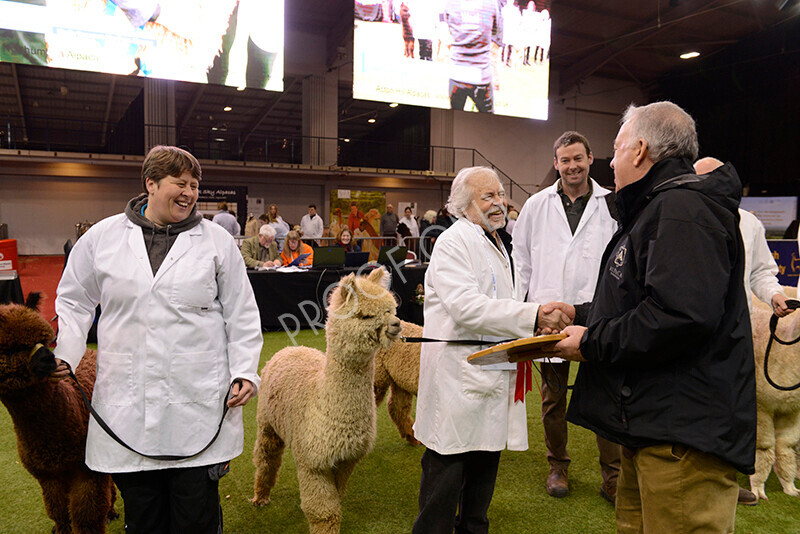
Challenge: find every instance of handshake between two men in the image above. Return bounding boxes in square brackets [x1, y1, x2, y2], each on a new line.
[535, 302, 588, 363]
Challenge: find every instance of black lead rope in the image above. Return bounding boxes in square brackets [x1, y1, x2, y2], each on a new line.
[763, 299, 800, 391]
[402, 336, 514, 345]
[70, 371, 239, 461]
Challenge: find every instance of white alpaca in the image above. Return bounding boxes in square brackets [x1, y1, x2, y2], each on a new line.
[251, 268, 402, 533]
[750, 286, 800, 500]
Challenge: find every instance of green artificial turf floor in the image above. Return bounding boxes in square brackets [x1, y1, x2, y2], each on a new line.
[1, 329, 799, 532]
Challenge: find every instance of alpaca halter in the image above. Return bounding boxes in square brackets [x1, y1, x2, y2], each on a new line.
[29, 343, 44, 357]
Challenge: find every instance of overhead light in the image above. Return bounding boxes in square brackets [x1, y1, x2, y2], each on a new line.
[389, 102, 399, 108]
[214, 138, 225, 142]
[680, 51, 700, 60]
[368, 117, 376, 123]
[236, 86, 246, 91]
[223, 106, 232, 112]
[343, 138, 350, 142]
[211, 127, 218, 131]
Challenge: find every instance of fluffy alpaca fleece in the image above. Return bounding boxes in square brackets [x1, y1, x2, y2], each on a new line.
[373, 320, 422, 445]
[0, 295, 117, 533]
[251, 268, 402, 534]
[749, 286, 800, 501]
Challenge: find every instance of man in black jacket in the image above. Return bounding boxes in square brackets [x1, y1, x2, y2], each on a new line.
[553, 101, 754, 533]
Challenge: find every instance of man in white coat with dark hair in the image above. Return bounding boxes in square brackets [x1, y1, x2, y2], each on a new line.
[512, 130, 620, 502]
[412, 166, 574, 533]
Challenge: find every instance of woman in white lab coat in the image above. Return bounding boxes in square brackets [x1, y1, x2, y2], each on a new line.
[53, 146, 262, 533]
[412, 166, 573, 533]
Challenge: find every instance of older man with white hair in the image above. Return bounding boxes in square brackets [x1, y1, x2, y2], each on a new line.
[554, 102, 755, 533]
[240, 223, 281, 269]
[412, 166, 574, 533]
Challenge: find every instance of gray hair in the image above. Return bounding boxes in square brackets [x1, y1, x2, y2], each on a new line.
[447, 166, 502, 218]
[423, 210, 437, 224]
[621, 101, 699, 163]
[259, 223, 276, 238]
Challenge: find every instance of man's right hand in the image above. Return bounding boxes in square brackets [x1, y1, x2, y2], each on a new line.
[538, 302, 575, 333]
[49, 358, 71, 381]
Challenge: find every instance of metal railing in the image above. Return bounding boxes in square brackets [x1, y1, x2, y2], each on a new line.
[1, 114, 531, 198]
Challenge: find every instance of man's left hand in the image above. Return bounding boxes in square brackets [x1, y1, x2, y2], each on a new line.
[772, 293, 794, 318]
[227, 379, 256, 407]
[554, 325, 588, 362]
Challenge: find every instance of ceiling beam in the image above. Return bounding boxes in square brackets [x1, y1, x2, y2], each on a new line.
[101, 76, 117, 147]
[558, 0, 722, 95]
[10, 64, 28, 142]
[241, 76, 300, 148]
[178, 85, 205, 131]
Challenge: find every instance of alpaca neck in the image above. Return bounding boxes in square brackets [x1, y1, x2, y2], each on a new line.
[319, 334, 378, 409]
[1, 382, 83, 442]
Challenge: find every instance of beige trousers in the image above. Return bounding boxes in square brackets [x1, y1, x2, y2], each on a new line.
[616, 443, 738, 534]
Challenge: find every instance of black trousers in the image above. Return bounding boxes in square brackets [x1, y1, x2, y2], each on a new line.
[449, 80, 494, 113]
[112, 465, 222, 534]
[413, 448, 501, 534]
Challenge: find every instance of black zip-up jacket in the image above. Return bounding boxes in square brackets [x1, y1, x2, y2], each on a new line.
[567, 157, 756, 474]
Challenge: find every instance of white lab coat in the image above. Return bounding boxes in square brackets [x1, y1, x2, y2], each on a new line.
[413, 218, 539, 454]
[300, 213, 324, 239]
[740, 208, 784, 310]
[512, 179, 618, 305]
[55, 214, 262, 472]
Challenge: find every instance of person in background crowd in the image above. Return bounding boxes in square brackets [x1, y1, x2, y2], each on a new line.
[513, 130, 620, 503]
[347, 201, 365, 234]
[212, 201, 240, 235]
[267, 204, 290, 252]
[280, 230, 313, 267]
[399, 206, 420, 237]
[335, 227, 361, 253]
[380, 203, 400, 245]
[505, 206, 518, 235]
[554, 102, 755, 534]
[419, 209, 439, 260]
[51, 145, 262, 533]
[412, 165, 574, 533]
[300, 204, 324, 246]
[240, 222, 281, 269]
[243, 213, 260, 237]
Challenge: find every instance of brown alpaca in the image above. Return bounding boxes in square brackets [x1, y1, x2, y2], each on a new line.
[374, 320, 422, 445]
[0, 294, 117, 533]
[251, 268, 402, 534]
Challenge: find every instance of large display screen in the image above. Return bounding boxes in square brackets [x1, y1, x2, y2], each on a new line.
[0, 0, 284, 91]
[741, 196, 798, 236]
[353, 0, 551, 120]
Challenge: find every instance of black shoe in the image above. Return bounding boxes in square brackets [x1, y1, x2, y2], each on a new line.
[737, 487, 758, 506]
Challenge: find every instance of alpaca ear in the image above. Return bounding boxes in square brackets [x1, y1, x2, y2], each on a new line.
[335, 273, 357, 308]
[367, 267, 390, 289]
[25, 292, 42, 311]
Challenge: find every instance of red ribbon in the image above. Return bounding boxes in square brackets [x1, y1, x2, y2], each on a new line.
[514, 361, 532, 403]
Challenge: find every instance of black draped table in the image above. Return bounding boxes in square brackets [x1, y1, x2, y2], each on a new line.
[247, 265, 427, 331]
[0, 272, 24, 305]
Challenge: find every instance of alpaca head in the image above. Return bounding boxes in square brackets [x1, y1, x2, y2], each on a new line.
[0, 293, 58, 395]
[326, 268, 402, 356]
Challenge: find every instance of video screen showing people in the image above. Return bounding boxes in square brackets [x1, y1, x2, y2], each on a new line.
[0, 0, 284, 91]
[354, 0, 550, 120]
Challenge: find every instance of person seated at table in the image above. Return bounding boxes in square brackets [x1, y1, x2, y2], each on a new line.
[280, 230, 314, 267]
[335, 227, 362, 253]
[241, 223, 282, 269]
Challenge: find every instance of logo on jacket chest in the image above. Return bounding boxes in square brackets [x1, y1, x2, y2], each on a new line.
[609, 243, 627, 280]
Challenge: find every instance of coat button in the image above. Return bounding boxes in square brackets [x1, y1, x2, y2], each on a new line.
[620, 386, 632, 398]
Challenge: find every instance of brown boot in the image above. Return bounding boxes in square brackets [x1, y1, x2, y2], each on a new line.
[600, 481, 616, 505]
[546, 465, 569, 498]
[737, 486, 758, 506]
